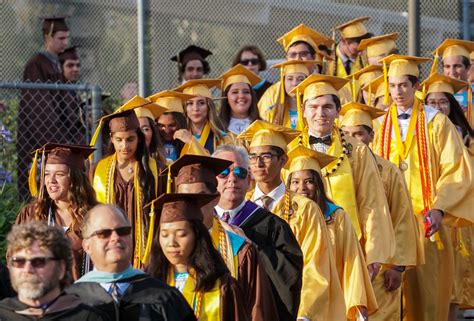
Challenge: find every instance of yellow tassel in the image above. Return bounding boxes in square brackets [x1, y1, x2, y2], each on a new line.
[383, 60, 389, 105]
[351, 75, 356, 102]
[89, 119, 103, 162]
[296, 88, 304, 130]
[434, 232, 444, 251]
[133, 162, 143, 269]
[367, 83, 372, 106]
[430, 50, 439, 76]
[279, 67, 285, 105]
[38, 149, 46, 200]
[141, 205, 156, 265]
[457, 229, 470, 258]
[28, 150, 39, 197]
[467, 85, 472, 124]
[166, 165, 172, 193]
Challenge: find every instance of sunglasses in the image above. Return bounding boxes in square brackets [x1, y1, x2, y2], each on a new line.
[218, 166, 248, 179]
[86, 226, 132, 239]
[240, 58, 260, 66]
[10, 256, 59, 269]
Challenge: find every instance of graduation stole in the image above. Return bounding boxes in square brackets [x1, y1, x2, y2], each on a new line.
[377, 100, 443, 250]
[93, 154, 159, 267]
[167, 269, 221, 321]
[210, 217, 240, 279]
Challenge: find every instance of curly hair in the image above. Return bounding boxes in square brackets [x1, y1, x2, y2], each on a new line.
[7, 221, 73, 288]
[219, 83, 260, 131]
[35, 165, 98, 231]
[147, 219, 229, 292]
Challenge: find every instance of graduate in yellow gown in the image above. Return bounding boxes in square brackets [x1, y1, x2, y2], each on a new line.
[374, 55, 474, 321]
[285, 145, 378, 320]
[289, 74, 396, 280]
[238, 120, 346, 321]
[340, 102, 424, 321]
[357, 32, 399, 66]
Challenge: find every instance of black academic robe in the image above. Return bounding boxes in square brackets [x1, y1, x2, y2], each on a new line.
[0, 263, 14, 300]
[0, 293, 108, 321]
[254, 80, 273, 102]
[236, 203, 304, 321]
[67, 274, 196, 321]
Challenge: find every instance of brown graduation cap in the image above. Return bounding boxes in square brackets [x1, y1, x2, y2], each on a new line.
[147, 193, 220, 223]
[161, 154, 233, 190]
[41, 143, 94, 170]
[59, 46, 80, 62]
[41, 16, 69, 36]
[171, 45, 213, 66]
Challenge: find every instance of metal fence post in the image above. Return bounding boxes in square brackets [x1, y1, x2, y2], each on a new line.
[408, 0, 420, 56]
[90, 85, 103, 162]
[138, 0, 147, 97]
[462, 0, 471, 40]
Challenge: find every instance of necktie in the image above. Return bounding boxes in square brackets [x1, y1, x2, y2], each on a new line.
[398, 113, 410, 120]
[110, 282, 120, 303]
[309, 135, 332, 145]
[344, 59, 352, 75]
[260, 195, 273, 210]
[222, 211, 231, 223]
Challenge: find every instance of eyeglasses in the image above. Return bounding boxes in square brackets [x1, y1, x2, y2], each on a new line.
[218, 166, 249, 179]
[10, 257, 59, 269]
[287, 51, 313, 59]
[248, 153, 279, 165]
[427, 100, 449, 109]
[86, 226, 132, 239]
[240, 58, 260, 66]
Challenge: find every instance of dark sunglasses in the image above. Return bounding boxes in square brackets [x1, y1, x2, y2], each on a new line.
[218, 166, 248, 179]
[86, 226, 132, 239]
[10, 256, 59, 269]
[240, 58, 260, 66]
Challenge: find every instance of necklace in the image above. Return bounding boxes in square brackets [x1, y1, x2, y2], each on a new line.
[322, 129, 351, 177]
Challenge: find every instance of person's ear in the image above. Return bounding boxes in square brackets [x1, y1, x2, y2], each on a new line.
[279, 154, 289, 168]
[82, 238, 91, 256]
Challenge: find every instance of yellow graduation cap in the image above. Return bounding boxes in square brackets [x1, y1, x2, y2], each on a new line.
[333, 16, 370, 39]
[285, 145, 336, 176]
[277, 23, 335, 52]
[339, 101, 385, 128]
[147, 90, 195, 114]
[421, 72, 468, 95]
[347, 65, 383, 101]
[379, 54, 431, 104]
[290, 74, 349, 102]
[174, 79, 222, 99]
[362, 75, 386, 106]
[471, 51, 474, 60]
[134, 102, 168, 120]
[237, 120, 301, 153]
[431, 39, 474, 75]
[219, 64, 262, 91]
[358, 32, 398, 58]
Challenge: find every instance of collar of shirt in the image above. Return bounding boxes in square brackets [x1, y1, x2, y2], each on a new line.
[215, 201, 247, 220]
[99, 281, 130, 297]
[337, 45, 353, 64]
[253, 181, 286, 211]
[396, 106, 413, 116]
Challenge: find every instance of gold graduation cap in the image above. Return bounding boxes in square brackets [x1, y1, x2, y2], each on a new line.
[219, 64, 262, 91]
[147, 90, 195, 114]
[339, 101, 385, 128]
[333, 16, 370, 39]
[134, 101, 168, 120]
[285, 145, 336, 176]
[237, 120, 301, 152]
[357, 32, 398, 58]
[277, 23, 335, 52]
[421, 73, 468, 95]
[171, 45, 213, 65]
[361, 75, 386, 106]
[174, 79, 222, 99]
[290, 74, 349, 105]
[41, 16, 69, 36]
[430, 39, 474, 75]
[347, 65, 383, 101]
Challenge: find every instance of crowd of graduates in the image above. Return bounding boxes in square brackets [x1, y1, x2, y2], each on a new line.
[4, 13, 474, 321]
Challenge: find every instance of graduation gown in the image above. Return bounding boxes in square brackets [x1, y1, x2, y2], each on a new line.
[67, 274, 196, 321]
[257, 82, 299, 129]
[183, 122, 235, 155]
[324, 204, 378, 319]
[16, 203, 87, 281]
[0, 293, 107, 321]
[290, 129, 396, 266]
[226, 200, 303, 321]
[373, 103, 474, 321]
[253, 79, 273, 101]
[247, 189, 346, 321]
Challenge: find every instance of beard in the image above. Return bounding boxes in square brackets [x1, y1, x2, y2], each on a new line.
[11, 267, 60, 301]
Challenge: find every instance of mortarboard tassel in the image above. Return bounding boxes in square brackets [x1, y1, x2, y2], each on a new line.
[467, 85, 472, 124]
[383, 60, 390, 105]
[142, 204, 156, 265]
[367, 83, 372, 106]
[279, 66, 285, 105]
[166, 165, 172, 193]
[296, 88, 304, 130]
[351, 75, 357, 102]
[28, 150, 39, 197]
[429, 50, 439, 76]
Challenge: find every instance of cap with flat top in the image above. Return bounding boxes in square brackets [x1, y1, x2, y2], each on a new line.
[421, 73, 468, 95]
[277, 24, 335, 53]
[290, 74, 349, 103]
[339, 102, 386, 128]
[41, 16, 69, 36]
[379, 54, 431, 78]
[219, 64, 262, 91]
[362, 75, 386, 104]
[333, 16, 370, 39]
[348, 64, 383, 88]
[147, 90, 195, 114]
[434, 39, 474, 60]
[358, 33, 398, 58]
[174, 79, 222, 99]
[171, 45, 212, 66]
[285, 145, 336, 175]
[237, 120, 301, 152]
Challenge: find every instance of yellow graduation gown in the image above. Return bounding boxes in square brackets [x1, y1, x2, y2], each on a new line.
[246, 189, 346, 321]
[325, 207, 378, 319]
[290, 129, 396, 266]
[373, 104, 474, 321]
[257, 81, 296, 129]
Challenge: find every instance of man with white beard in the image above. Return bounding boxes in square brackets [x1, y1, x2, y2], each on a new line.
[0, 221, 107, 320]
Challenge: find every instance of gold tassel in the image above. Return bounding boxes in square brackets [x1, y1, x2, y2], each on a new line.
[141, 204, 156, 265]
[38, 149, 46, 200]
[433, 232, 444, 251]
[467, 85, 472, 124]
[383, 60, 389, 105]
[133, 162, 142, 269]
[296, 88, 304, 130]
[430, 50, 439, 76]
[166, 165, 172, 193]
[28, 150, 39, 197]
[279, 67, 285, 105]
[351, 75, 356, 102]
[367, 83, 372, 106]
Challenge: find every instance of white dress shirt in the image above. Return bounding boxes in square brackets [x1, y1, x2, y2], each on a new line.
[307, 129, 332, 154]
[214, 201, 247, 221]
[396, 107, 413, 142]
[252, 182, 286, 212]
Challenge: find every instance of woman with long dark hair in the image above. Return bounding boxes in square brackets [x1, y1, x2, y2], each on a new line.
[218, 64, 261, 134]
[91, 97, 159, 268]
[134, 106, 167, 165]
[147, 193, 249, 320]
[17, 143, 97, 280]
[285, 145, 377, 320]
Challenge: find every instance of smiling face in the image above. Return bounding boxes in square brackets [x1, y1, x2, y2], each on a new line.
[303, 94, 339, 137]
[44, 163, 70, 202]
[227, 83, 252, 118]
[62, 59, 81, 82]
[159, 220, 196, 270]
[249, 146, 286, 186]
[288, 170, 317, 199]
[443, 55, 469, 81]
[111, 130, 138, 162]
[426, 92, 451, 115]
[185, 97, 209, 126]
[388, 75, 417, 109]
[157, 113, 179, 141]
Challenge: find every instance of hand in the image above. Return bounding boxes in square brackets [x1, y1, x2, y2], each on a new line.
[383, 268, 402, 291]
[424, 209, 443, 236]
[367, 262, 381, 281]
[173, 129, 193, 144]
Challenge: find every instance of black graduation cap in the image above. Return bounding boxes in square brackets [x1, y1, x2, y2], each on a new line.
[59, 46, 80, 63]
[170, 45, 213, 66]
[41, 16, 69, 36]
